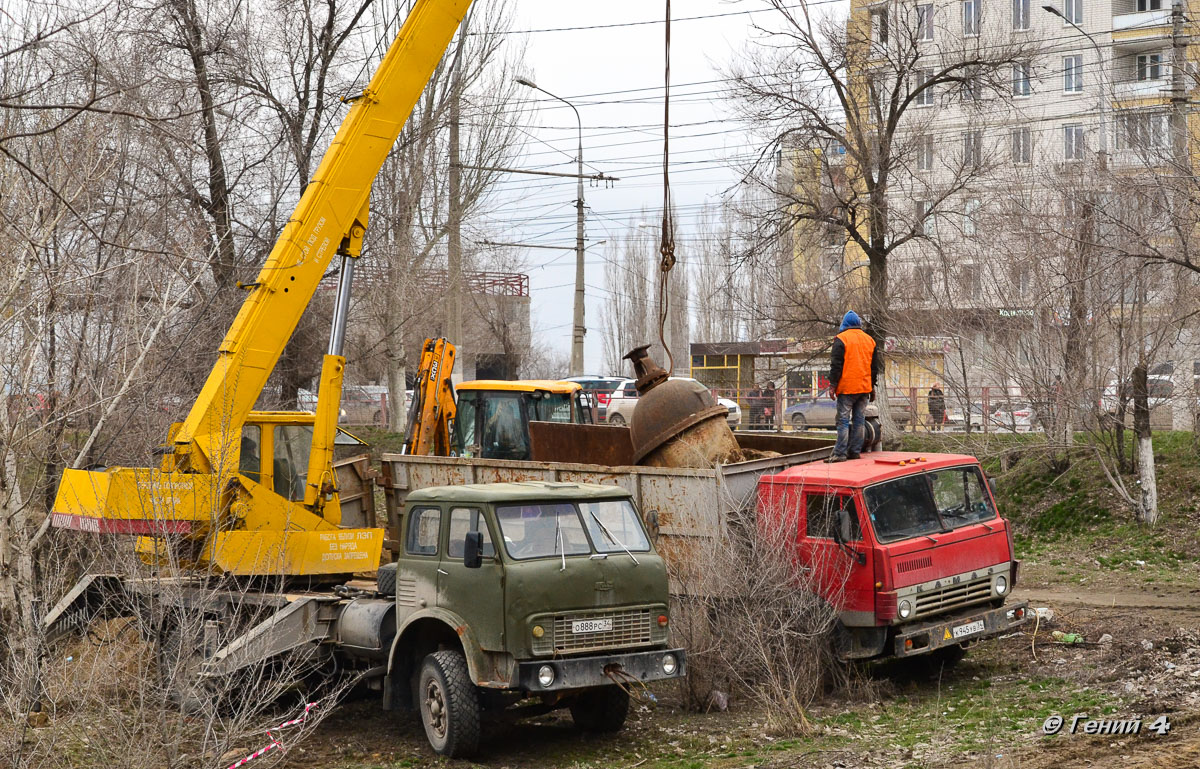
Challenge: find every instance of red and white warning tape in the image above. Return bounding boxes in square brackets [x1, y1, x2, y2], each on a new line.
[224, 702, 317, 769]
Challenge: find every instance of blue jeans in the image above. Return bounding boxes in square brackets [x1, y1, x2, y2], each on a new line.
[834, 393, 869, 456]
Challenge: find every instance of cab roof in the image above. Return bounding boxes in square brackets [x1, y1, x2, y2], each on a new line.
[763, 452, 981, 489]
[457, 379, 582, 394]
[406, 481, 630, 504]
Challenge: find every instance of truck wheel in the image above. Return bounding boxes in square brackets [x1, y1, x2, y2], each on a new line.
[156, 623, 210, 713]
[569, 685, 630, 733]
[418, 650, 480, 757]
[608, 413, 626, 426]
[376, 562, 398, 596]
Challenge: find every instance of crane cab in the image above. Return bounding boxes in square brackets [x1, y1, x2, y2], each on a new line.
[452, 380, 593, 460]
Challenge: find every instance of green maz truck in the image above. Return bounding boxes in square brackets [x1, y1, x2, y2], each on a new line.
[44, 481, 685, 758]
[379, 481, 685, 755]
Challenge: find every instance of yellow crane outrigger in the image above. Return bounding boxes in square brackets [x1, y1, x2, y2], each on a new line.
[50, 0, 476, 576]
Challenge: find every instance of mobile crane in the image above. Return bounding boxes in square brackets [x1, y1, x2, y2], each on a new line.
[49, 0, 478, 577]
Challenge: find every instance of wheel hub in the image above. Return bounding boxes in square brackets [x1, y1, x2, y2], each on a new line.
[424, 680, 447, 738]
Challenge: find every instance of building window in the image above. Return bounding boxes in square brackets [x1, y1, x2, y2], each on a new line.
[964, 198, 981, 236]
[917, 200, 936, 237]
[917, 134, 934, 170]
[963, 0, 980, 35]
[1012, 63, 1031, 96]
[1063, 55, 1083, 93]
[1011, 126, 1032, 164]
[1013, 0, 1030, 29]
[918, 4, 935, 40]
[1137, 53, 1164, 81]
[871, 7, 889, 46]
[914, 69, 936, 105]
[1064, 0, 1082, 24]
[961, 66, 981, 100]
[963, 130, 983, 167]
[1064, 123, 1086, 160]
[1013, 264, 1031, 298]
[914, 264, 935, 298]
[869, 74, 891, 115]
[1117, 111, 1169, 149]
[1138, 0, 1163, 10]
[962, 264, 982, 301]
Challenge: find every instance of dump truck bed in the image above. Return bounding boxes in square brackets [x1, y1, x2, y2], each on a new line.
[381, 424, 835, 591]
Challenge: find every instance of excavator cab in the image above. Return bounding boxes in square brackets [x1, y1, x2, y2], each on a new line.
[452, 380, 592, 460]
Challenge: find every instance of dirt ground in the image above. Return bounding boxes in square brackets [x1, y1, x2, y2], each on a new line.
[281, 583, 1200, 769]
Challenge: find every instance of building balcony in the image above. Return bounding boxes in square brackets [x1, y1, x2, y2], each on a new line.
[1111, 9, 1171, 42]
[1112, 76, 1170, 101]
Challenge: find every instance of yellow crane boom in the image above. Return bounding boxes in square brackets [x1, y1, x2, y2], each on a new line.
[50, 0, 476, 576]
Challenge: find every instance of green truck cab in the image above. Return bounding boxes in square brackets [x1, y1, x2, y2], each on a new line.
[379, 481, 686, 757]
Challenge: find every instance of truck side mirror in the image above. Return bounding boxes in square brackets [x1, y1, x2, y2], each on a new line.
[463, 531, 484, 569]
[835, 508, 852, 543]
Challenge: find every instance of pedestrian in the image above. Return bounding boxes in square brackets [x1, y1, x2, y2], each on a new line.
[927, 382, 945, 431]
[826, 310, 883, 462]
[762, 381, 776, 430]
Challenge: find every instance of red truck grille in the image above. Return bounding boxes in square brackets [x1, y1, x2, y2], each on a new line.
[531, 607, 667, 656]
[913, 575, 992, 617]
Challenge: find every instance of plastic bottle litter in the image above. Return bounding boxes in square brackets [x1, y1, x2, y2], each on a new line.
[1052, 630, 1084, 644]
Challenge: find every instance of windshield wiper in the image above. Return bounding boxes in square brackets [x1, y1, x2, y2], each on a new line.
[588, 511, 640, 565]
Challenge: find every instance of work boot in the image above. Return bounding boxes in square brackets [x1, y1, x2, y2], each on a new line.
[847, 452, 861, 460]
[824, 454, 847, 463]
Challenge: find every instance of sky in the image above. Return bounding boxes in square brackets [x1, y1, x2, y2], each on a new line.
[470, 1, 790, 374]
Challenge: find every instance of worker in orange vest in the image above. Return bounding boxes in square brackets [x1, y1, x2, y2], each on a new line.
[826, 311, 883, 462]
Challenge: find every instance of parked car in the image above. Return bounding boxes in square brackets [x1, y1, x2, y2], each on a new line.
[785, 389, 912, 430]
[988, 402, 1039, 432]
[1099, 375, 1174, 414]
[298, 385, 395, 425]
[605, 378, 741, 428]
[564, 375, 625, 421]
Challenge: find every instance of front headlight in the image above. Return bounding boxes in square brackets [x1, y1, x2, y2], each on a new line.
[662, 653, 678, 675]
[898, 599, 912, 619]
[995, 575, 1008, 595]
[537, 664, 556, 688]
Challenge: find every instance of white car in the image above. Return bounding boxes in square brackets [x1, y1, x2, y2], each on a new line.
[605, 377, 741, 428]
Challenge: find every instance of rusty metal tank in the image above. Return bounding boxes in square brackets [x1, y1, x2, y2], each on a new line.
[623, 345, 740, 468]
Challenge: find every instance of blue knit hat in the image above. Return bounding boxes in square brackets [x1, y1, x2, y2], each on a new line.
[839, 311, 862, 332]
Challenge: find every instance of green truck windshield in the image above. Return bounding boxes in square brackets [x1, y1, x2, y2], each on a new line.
[496, 500, 650, 560]
[864, 466, 997, 543]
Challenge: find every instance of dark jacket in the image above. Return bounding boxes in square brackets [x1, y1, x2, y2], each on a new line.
[830, 331, 884, 395]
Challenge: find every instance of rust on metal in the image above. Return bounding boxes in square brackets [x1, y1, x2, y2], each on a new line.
[528, 421, 634, 465]
[622, 345, 738, 467]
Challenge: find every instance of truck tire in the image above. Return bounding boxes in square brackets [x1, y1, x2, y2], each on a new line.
[569, 685, 630, 733]
[156, 623, 210, 714]
[376, 562, 398, 596]
[418, 650, 480, 757]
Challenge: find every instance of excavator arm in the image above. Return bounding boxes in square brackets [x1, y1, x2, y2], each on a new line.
[402, 338, 457, 455]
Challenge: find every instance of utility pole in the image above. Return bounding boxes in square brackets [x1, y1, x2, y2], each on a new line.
[1170, 0, 1190, 170]
[572, 119, 586, 377]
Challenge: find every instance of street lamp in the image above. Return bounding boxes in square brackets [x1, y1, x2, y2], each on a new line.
[1042, 4, 1108, 167]
[517, 77, 587, 375]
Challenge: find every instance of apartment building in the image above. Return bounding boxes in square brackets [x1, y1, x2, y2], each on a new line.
[784, 0, 1195, 403]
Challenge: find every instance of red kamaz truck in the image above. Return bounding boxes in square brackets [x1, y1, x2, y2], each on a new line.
[758, 451, 1028, 662]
